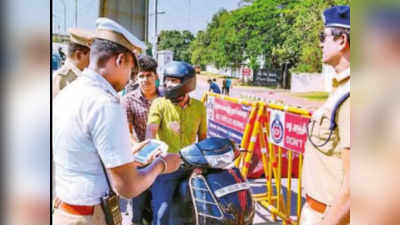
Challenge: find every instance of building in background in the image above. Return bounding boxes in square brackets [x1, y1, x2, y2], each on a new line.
[99, 0, 149, 42]
[156, 50, 174, 83]
[53, 0, 149, 42]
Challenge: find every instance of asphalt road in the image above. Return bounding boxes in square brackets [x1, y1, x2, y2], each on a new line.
[191, 77, 322, 110]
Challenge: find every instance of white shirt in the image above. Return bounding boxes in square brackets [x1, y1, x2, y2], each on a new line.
[53, 68, 133, 205]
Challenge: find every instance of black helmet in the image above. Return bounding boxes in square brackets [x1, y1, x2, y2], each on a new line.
[162, 61, 196, 102]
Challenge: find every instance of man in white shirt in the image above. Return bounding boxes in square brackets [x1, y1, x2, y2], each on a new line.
[52, 18, 181, 225]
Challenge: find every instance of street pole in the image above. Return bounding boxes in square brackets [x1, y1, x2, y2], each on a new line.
[153, 0, 158, 59]
[60, 0, 67, 33]
[52, 13, 57, 32]
[75, 0, 78, 27]
[145, 0, 149, 43]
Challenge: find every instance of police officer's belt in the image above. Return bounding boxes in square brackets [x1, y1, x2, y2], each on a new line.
[306, 195, 327, 213]
[54, 197, 95, 215]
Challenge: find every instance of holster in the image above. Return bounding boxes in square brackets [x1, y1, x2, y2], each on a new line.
[100, 191, 122, 225]
[98, 155, 122, 225]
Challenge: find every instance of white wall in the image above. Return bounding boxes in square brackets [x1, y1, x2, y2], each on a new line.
[206, 65, 241, 78]
[290, 64, 335, 93]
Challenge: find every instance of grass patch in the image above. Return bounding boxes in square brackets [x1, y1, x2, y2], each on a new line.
[199, 71, 239, 79]
[292, 91, 329, 101]
[238, 80, 254, 86]
[236, 80, 278, 89]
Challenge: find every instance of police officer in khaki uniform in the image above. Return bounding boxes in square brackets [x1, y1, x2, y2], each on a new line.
[52, 18, 181, 225]
[300, 6, 350, 225]
[52, 28, 93, 97]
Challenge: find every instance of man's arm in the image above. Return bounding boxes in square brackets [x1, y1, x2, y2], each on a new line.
[108, 153, 181, 198]
[198, 104, 207, 141]
[128, 123, 139, 143]
[146, 98, 162, 139]
[146, 123, 159, 139]
[108, 139, 181, 199]
[90, 101, 169, 199]
[319, 148, 350, 225]
[198, 131, 207, 141]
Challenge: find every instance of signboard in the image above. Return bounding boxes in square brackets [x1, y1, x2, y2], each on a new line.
[253, 68, 278, 86]
[268, 109, 285, 147]
[241, 67, 251, 76]
[284, 112, 309, 153]
[206, 97, 251, 144]
[99, 0, 148, 41]
[268, 109, 309, 153]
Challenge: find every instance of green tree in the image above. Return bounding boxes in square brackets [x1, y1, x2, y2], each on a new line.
[276, 0, 350, 73]
[158, 30, 194, 63]
[190, 30, 210, 67]
[145, 41, 153, 57]
[190, 0, 350, 88]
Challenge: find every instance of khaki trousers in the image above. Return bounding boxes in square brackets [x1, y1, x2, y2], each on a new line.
[52, 204, 107, 225]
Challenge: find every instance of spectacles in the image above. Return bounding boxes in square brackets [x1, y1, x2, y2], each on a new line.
[319, 32, 334, 43]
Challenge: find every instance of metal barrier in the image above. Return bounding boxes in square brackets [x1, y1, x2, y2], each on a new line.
[202, 92, 312, 225]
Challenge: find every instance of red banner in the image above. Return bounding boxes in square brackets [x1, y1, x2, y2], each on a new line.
[283, 112, 309, 153]
[213, 97, 249, 132]
[207, 96, 251, 145]
[242, 67, 251, 76]
[248, 111, 309, 178]
[205, 95, 309, 179]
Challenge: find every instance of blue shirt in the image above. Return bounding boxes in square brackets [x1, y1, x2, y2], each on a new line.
[209, 82, 221, 94]
[226, 79, 231, 87]
[52, 54, 61, 71]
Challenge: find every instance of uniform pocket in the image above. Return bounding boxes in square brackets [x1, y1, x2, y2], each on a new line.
[308, 113, 338, 155]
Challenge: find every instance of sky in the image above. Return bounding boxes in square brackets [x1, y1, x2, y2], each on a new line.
[52, 0, 100, 34]
[151, 0, 242, 39]
[52, 0, 242, 40]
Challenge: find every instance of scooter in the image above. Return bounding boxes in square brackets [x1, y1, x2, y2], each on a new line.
[140, 137, 255, 225]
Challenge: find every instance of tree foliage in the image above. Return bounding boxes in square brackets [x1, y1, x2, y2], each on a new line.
[190, 0, 350, 73]
[157, 30, 194, 63]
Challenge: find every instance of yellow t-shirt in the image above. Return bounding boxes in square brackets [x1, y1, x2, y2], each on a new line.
[147, 97, 207, 153]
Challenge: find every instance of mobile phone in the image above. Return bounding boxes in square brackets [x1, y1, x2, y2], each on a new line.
[134, 139, 168, 165]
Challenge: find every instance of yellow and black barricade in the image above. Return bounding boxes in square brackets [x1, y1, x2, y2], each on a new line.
[202, 92, 312, 225]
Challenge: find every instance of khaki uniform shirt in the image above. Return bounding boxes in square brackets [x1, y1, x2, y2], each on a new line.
[302, 68, 350, 205]
[52, 60, 82, 97]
